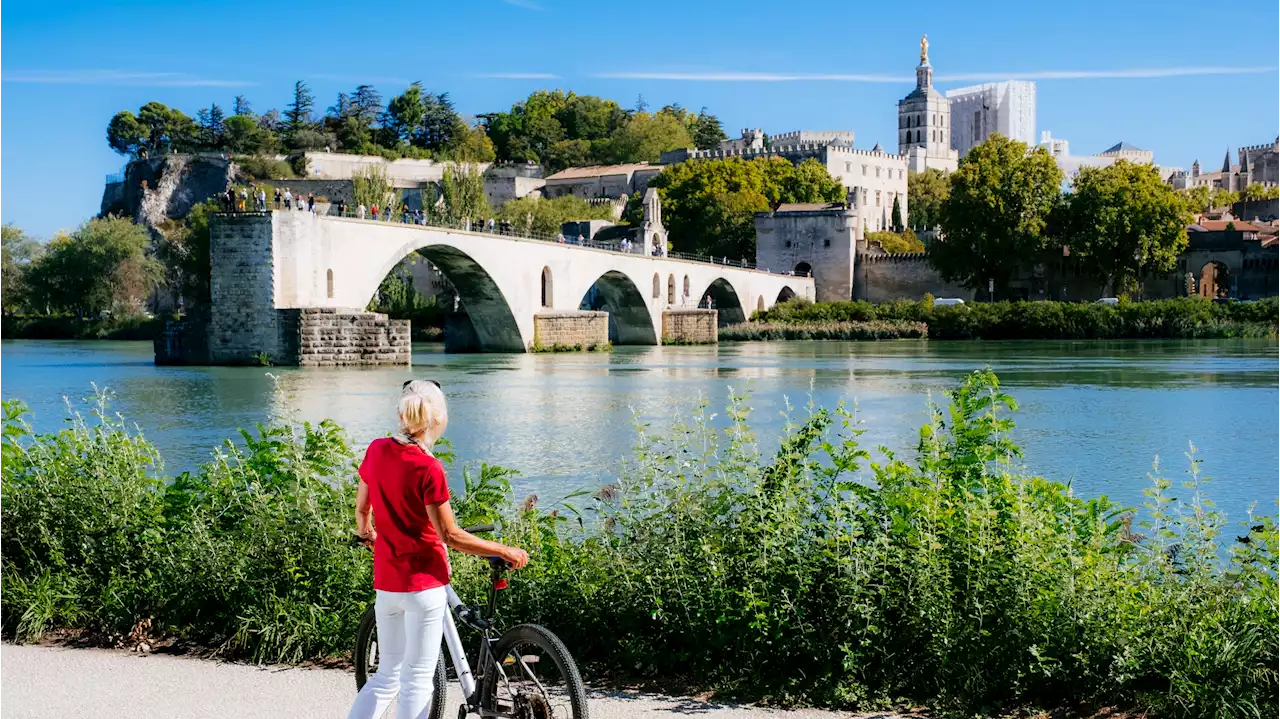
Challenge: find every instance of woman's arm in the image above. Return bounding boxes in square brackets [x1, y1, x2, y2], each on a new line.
[425, 500, 529, 569]
[355, 479, 376, 541]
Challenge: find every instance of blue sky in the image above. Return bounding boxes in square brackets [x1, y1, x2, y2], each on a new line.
[3, 0, 1277, 238]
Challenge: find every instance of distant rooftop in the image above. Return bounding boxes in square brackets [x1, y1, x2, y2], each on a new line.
[1101, 142, 1145, 154]
[774, 202, 846, 213]
[544, 163, 654, 181]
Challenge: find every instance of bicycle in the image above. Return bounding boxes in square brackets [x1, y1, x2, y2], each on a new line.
[354, 525, 589, 719]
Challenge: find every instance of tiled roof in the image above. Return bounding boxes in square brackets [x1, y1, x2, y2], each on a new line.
[1196, 220, 1266, 232]
[1102, 141, 1145, 154]
[544, 163, 653, 181]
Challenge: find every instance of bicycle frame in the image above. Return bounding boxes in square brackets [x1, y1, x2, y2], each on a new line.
[441, 584, 485, 701]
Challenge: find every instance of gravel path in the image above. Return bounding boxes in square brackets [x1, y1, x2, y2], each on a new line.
[1, 643, 882, 718]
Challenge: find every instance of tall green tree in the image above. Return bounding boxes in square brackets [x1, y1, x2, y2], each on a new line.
[891, 195, 903, 232]
[154, 199, 219, 317]
[384, 82, 427, 146]
[689, 108, 728, 151]
[908, 168, 949, 230]
[23, 217, 162, 317]
[1062, 160, 1190, 297]
[495, 195, 615, 236]
[643, 156, 845, 259]
[107, 103, 197, 158]
[1243, 183, 1279, 201]
[284, 81, 316, 146]
[932, 134, 1063, 298]
[596, 110, 692, 165]
[438, 164, 491, 225]
[2, 224, 44, 313]
[1177, 185, 1212, 214]
[232, 95, 253, 118]
[419, 92, 463, 151]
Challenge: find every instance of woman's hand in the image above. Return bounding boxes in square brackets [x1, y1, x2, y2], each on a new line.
[358, 525, 377, 543]
[499, 545, 530, 570]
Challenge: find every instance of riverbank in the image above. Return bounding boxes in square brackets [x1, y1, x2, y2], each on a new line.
[0, 314, 165, 340]
[730, 296, 1278, 341]
[3, 370, 1274, 718]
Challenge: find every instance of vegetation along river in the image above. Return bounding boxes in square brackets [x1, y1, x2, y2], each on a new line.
[4, 338, 1277, 523]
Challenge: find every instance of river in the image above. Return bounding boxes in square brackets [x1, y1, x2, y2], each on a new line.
[3, 339, 1277, 522]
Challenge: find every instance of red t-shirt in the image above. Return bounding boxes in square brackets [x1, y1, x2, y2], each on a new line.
[359, 437, 452, 592]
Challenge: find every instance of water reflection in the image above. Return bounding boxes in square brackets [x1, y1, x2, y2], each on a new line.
[2, 338, 1276, 522]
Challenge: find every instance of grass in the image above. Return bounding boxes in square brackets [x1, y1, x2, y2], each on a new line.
[1, 373, 1275, 718]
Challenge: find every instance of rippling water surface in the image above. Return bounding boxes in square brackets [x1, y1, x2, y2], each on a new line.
[4, 339, 1276, 521]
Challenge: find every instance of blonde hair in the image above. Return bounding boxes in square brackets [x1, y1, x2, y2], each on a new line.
[398, 380, 448, 445]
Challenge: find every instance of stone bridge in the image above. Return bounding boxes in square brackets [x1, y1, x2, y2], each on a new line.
[198, 211, 812, 363]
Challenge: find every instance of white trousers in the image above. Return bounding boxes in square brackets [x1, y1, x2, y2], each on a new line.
[348, 587, 448, 719]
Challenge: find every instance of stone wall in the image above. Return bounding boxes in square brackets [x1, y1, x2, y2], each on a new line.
[282, 308, 410, 366]
[209, 212, 279, 364]
[533, 311, 609, 348]
[154, 319, 210, 365]
[662, 309, 718, 344]
[755, 209, 857, 301]
[857, 252, 973, 302]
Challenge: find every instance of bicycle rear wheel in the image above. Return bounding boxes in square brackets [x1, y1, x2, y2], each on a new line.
[482, 623, 588, 719]
[354, 604, 448, 719]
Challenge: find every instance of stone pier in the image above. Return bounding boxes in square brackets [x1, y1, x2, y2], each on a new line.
[661, 309, 718, 344]
[533, 311, 609, 348]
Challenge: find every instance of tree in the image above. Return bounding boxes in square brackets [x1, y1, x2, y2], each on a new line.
[284, 81, 316, 146]
[23, 217, 162, 317]
[1243, 183, 1279, 201]
[596, 110, 691, 165]
[689, 108, 727, 151]
[2, 224, 43, 313]
[1209, 188, 1240, 209]
[420, 92, 463, 150]
[932, 134, 1063, 298]
[384, 82, 427, 147]
[1177, 185, 1212, 214]
[223, 114, 277, 154]
[446, 126, 497, 163]
[495, 196, 615, 236]
[866, 229, 925, 254]
[352, 166, 399, 212]
[232, 95, 253, 118]
[438, 164, 491, 225]
[154, 199, 219, 317]
[908, 168, 949, 229]
[108, 103, 196, 158]
[890, 195, 903, 231]
[644, 156, 845, 259]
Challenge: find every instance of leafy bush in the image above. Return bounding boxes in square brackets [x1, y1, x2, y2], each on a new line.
[720, 319, 927, 341]
[865, 229, 925, 254]
[753, 296, 1279, 340]
[1, 313, 165, 340]
[2, 374, 1276, 718]
[233, 155, 294, 181]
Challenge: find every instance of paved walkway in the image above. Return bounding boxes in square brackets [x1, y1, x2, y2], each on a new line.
[1, 643, 880, 718]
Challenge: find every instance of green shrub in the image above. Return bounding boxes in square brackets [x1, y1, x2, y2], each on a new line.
[751, 296, 1278, 340]
[234, 155, 294, 180]
[720, 319, 927, 341]
[1, 313, 165, 340]
[2, 374, 1275, 718]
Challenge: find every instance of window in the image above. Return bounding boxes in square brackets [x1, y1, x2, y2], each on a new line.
[652, 273, 660, 299]
[785, 240, 792, 248]
[862, 165, 867, 176]
[973, 111, 981, 143]
[326, 269, 334, 298]
[824, 239, 831, 247]
[683, 275, 690, 297]
[899, 169, 904, 180]
[540, 267, 553, 308]
[876, 167, 881, 178]
[846, 161, 851, 172]
[876, 190, 881, 206]
[667, 274, 676, 304]
[916, 129, 922, 143]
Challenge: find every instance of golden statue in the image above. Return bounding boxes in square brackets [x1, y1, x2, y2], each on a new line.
[920, 34, 929, 63]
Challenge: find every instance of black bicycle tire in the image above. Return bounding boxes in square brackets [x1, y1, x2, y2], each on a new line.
[353, 604, 448, 719]
[483, 623, 589, 719]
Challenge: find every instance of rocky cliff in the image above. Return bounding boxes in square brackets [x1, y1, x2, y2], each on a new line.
[101, 155, 236, 233]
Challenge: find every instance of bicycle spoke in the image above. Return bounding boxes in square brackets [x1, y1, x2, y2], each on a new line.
[491, 641, 574, 719]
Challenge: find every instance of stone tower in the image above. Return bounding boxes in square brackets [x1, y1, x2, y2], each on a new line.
[641, 187, 668, 257]
[898, 34, 958, 173]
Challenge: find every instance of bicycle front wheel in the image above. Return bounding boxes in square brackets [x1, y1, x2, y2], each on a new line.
[354, 604, 447, 719]
[482, 623, 588, 719]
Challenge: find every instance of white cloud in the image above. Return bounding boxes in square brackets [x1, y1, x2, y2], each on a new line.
[937, 66, 1278, 81]
[595, 66, 1278, 83]
[593, 71, 909, 82]
[502, 0, 542, 9]
[475, 72, 560, 80]
[2, 69, 253, 87]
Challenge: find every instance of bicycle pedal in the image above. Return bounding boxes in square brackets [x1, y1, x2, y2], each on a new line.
[456, 703, 468, 719]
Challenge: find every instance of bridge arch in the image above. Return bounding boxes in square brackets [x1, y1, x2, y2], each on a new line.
[700, 278, 747, 326]
[368, 243, 525, 352]
[776, 286, 797, 303]
[579, 270, 657, 345]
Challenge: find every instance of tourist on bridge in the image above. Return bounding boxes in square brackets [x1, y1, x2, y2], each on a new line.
[357, 203, 367, 220]
[307, 194, 315, 213]
[256, 189, 266, 211]
[337, 199, 347, 217]
[273, 188, 282, 209]
[283, 189, 293, 210]
[371, 204, 379, 221]
[347, 380, 528, 719]
[487, 218, 495, 233]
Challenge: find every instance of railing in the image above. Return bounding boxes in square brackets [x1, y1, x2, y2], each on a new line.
[216, 204, 805, 276]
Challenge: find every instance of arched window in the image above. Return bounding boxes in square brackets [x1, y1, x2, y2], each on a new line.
[795, 262, 812, 277]
[757, 295, 765, 312]
[540, 266, 553, 308]
[667, 274, 676, 304]
[326, 269, 334, 299]
[652, 273, 661, 299]
[682, 275, 690, 297]
[916, 129, 922, 143]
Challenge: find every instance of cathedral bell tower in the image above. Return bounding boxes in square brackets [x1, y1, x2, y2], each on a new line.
[897, 34, 957, 173]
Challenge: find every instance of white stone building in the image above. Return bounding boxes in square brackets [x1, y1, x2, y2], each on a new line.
[542, 163, 661, 200]
[898, 35, 959, 174]
[946, 81, 1037, 157]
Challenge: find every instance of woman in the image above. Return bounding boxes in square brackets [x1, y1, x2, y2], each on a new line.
[349, 380, 529, 719]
